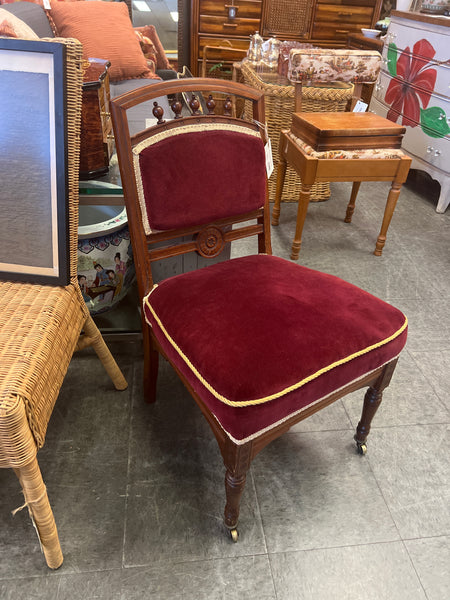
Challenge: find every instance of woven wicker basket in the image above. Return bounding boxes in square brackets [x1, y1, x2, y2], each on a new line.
[239, 62, 354, 202]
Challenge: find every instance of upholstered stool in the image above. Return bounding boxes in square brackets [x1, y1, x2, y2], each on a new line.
[272, 111, 412, 260]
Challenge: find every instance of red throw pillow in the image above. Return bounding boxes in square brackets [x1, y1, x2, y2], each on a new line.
[49, 1, 153, 81]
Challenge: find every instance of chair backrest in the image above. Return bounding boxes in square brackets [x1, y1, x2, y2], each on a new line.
[110, 78, 271, 298]
[288, 48, 381, 111]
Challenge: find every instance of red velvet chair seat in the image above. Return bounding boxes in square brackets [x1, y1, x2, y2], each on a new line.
[143, 254, 407, 443]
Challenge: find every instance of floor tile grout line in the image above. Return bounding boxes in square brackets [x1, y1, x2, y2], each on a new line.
[401, 539, 431, 600]
[406, 348, 450, 415]
[248, 468, 269, 556]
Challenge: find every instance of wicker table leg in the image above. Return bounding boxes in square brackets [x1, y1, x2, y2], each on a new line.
[14, 458, 63, 569]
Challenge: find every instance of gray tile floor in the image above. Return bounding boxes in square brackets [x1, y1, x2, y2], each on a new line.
[1, 172, 449, 599]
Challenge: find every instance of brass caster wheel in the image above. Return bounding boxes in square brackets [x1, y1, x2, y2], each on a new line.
[230, 528, 239, 543]
[356, 442, 367, 455]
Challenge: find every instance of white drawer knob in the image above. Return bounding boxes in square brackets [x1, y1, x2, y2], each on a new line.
[426, 146, 434, 153]
[434, 149, 441, 157]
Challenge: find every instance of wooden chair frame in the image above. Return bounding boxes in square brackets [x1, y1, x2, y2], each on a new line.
[111, 78, 401, 540]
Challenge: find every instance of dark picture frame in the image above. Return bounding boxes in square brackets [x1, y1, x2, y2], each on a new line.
[0, 38, 69, 286]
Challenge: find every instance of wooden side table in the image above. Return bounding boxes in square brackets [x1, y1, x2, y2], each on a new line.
[272, 111, 412, 259]
[237, 61, 354, 202]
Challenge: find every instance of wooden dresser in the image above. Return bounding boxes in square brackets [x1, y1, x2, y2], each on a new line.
[369, 10, 450, 213]
[190, 0, 382, 76]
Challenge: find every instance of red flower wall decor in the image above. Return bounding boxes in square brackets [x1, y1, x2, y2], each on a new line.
[385, 39, 449, 139]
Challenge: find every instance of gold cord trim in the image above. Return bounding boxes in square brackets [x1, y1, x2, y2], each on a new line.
[143, 294, 408, 407]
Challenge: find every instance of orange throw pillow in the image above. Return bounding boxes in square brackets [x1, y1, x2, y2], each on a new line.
[49, 1, 152, 81]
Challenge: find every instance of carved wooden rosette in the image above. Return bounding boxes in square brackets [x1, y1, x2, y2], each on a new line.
[196, 226, 225, 258]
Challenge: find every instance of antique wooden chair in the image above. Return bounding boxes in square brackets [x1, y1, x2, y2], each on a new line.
[0, 38, 127, 569]
[110, 78, 408, 541]
[271, 48, 412, 259]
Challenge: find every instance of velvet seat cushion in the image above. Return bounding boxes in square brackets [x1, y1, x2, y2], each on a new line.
[143, 254, 407, 443]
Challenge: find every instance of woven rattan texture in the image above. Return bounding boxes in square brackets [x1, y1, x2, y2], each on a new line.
[0, 282, 85, 462]
[264, 0, 313, 37]
[0, 38, 84, 463]
[240, 62, 354, 202]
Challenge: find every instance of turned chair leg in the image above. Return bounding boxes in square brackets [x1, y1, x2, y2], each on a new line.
[374, 181, 402, 256]
[291, 183, 313, 260]
[14, 458, 63, 569]
[354, 359, 398, 454]
[222, 441, 252, 542]
[224, 470, 247, 541]
[345, 181, 361, 223]
[271, 156, 288, 226]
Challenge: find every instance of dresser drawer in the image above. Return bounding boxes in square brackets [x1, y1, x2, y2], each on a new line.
[313, 5, 373, 40]
[314, 4, 373, 24]
[199, 15, 260, 36]
[199, 0, 262, 19]
[385, 17, 450, 64]
[382, 42, 450, 99]
[198, 36, 251, 57]
[374, 70, 450, 139]
[370, 95, 449, 172]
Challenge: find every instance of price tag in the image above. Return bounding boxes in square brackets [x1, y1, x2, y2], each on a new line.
[353, 100, 368, 113]
[43, 0, 51, 9]
[265, 138, 274, 179]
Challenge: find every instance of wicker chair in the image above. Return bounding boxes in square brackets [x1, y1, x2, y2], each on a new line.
[0, 39, 127, 569]
[110, 78, 408, 542]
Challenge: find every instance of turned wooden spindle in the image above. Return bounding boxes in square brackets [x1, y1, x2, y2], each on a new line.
[206, 94, 216, 114]
[170, 98, 183, 118]
[189, 94, 201, 114]
[152, 101, 165, 124]
[223, 96, 232, 116]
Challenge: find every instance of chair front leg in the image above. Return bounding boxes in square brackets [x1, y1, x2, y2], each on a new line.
[223, 441, 253, 541]
[354, 359, 398, 454]
[291, 183, 313, 260]
[344, 181, 362, 223]
[374, 181, 402, 256]
[14, 458, 63, 569]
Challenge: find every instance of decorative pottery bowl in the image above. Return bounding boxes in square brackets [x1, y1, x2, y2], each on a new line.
[77, 205, 135, 314]
[361, 28, 381, 38]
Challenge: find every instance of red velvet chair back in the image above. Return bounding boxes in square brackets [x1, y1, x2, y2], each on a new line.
[110, 78, 271, 296]
[133, 122, 267, 233]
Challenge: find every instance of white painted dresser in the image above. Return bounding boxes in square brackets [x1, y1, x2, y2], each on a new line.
[369, 10, 450, 212]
